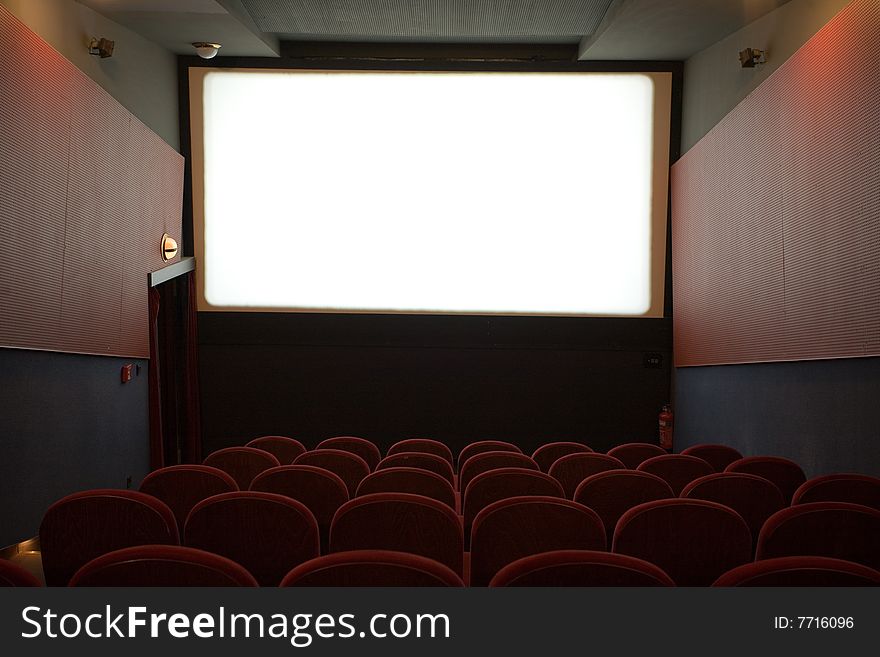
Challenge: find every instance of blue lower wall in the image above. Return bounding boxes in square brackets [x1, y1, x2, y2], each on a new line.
[0, 348, 150, 547]
[674, 357, 880, 478]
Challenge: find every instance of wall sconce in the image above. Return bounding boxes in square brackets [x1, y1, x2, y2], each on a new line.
[739, 48, 766, 68]
[161, 234, 178, 261]
[88, 37, 115, 58]
[192, 42, 222, 59]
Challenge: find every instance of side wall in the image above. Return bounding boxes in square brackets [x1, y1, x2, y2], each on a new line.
[0, 1, 179, 547]
[674, 0, 880, 477]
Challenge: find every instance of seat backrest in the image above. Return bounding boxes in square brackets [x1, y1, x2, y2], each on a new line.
[458, 441, 521, 471]
[470, 496, 606, 587]
[682, 472, 786, 545]
[184, 491, 319, 586]
[549, 453, 626, 499]
[725, 456, 806, 503]
[69, 545, 258, 587]
[281, 550, 464, 587]
[489, 549, 675, 587]
[606, 443, 667, 469]
[459, 451, 539, 493]
[573, 470, 674, 543]
[317, 436, 382, 471]
[637, 454, 714, 495]
[376, 452, 455, 485]
[40, 489, 178, 586]
[756, 502, 880, 570]
[792, 473, 880, 510]
[0, 560, 41, 587]
[250, 465, 349, 552]
[203, 447, 280, 490]
[387, 439, 454, 467]
[681, 444, 743, 472]
[531, 442, 593, 472]
[357, 467, 455, 509]
[713, 556, 880, 587]
[463, 467, 564, 539]
[140, 465, 238, 533]
[293, 449, 371, 497]
[612, 498, 752, 586]
[330, 493, 463, 576]
[246, 436, 307, 464]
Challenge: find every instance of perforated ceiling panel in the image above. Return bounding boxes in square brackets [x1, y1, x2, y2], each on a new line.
[240, 0, 613, 41]
[671, 0, 880, 367]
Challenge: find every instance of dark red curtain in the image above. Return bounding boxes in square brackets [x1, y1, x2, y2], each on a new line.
[181, 271, 202, 463]
[148, 271, 202, 469]
[148, 286, 164, 470]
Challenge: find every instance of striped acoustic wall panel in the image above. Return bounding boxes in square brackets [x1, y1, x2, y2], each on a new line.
[0, 6, 183, 359]
[671, 0, 880, 367]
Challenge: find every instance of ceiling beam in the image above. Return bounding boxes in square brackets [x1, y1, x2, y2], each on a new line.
[214, 0, 280, 55]
[577, 0, 630, 60]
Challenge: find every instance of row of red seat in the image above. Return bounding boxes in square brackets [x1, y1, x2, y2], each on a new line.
[23, 489, 880, 586]
[32, 482, 880, 587]
[8, 545, 879, 588]
[17, 437, 880, 587]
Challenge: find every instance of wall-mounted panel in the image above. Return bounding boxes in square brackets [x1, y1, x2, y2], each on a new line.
[0, 10, 72, 350]
[0, 6, 183, 359]
[672, 0, 880, 367]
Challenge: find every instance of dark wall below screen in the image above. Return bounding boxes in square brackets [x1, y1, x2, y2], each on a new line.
[198, 313, 672, 457]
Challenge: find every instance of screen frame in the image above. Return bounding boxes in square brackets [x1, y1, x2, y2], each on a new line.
[178, 50, 683, 324]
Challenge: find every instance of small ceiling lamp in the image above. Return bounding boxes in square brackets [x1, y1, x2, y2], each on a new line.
[161, 234, 179, 261]
[739, 48, 766, 68]
[193, 42, 222, 59]
[88, 37, 115, 58]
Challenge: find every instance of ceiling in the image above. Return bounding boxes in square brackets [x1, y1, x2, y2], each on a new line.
[78, 0, 793, 59]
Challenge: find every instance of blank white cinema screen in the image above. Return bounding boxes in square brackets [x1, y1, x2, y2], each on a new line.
[191, 68, 671, 316]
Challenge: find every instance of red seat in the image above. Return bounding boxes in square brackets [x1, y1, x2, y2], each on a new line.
[246, 436, 307, 464]
[184, 491, 319, 586]
[250, 465, 349, 552]
[681, 472, 786, 545]
[725, 456, 806, 503]
[489, 550, 675, 587]
[0, 560, 41, 587]
[281, 550, 464, 587]
[293, 449, 371, 497]
[792, 473, 880, 510]
[203, 447, 280, 490]
[681, 444, 743, 472]
[714, 556, 880, 587]
[573, 470, 673, 543]
[463, 468, 563, 542]
[607, 442, 667, 469]
[756, 502, 880, 570]
[458, 441, 521, 471]
[549, 453, 626, 499]
[140, 465, 238, 534]
[531, 442, 593, 472]
[612, 498, 752, 586]
[317, 436, 382, 471]
[470, 496, 606, 587]
[40, 489, 178, 586]
[357, 467, 455, 510]
[330, 493, 463, 576]
[637, 454, 714, 495]
[376, 452, 455, 485]
[459, 451, 539, 493]
[387, 438, 454, 468]
[69, 545, 258, 587]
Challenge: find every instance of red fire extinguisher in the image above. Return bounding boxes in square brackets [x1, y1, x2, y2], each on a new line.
[659, 404, 673, 451]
